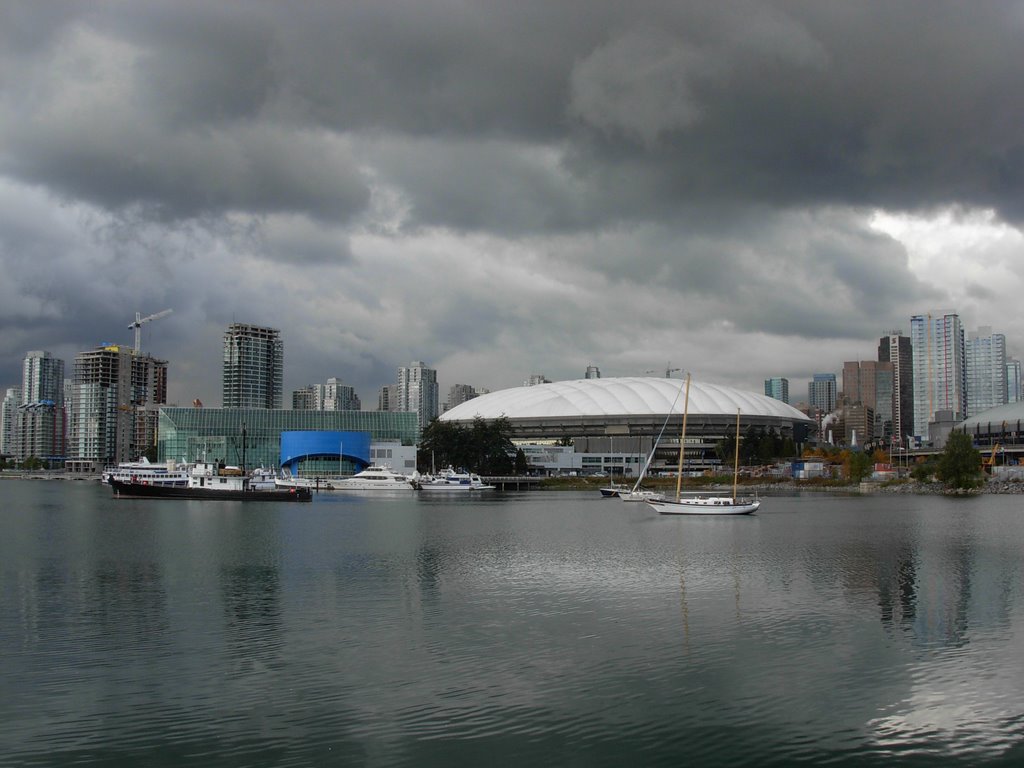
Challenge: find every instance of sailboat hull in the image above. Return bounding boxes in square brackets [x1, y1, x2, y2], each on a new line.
[646, 497, 759, 515]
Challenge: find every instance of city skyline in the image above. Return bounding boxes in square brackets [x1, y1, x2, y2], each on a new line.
[2, 5, 1024, 404]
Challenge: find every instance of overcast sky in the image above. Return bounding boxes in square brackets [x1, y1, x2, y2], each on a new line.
[2, 1, 1024, 407]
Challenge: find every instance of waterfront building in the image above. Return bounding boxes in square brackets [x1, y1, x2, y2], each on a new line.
[397, 361, 439, 433]
[965, 326, 1008, 418]
[911, 310, 966, 440]
[131, 353, 168, 459]
[1, 386, 22, 457]
[808, 373, 837, 415]
[222, 323, 283, 409]
[158, 408, 419, 474]
[66, 345, 134, 472]
[1008, 359, 1022, 404]
[14, 351, 67, 465]
[878, 331, 914, 445]
[764, 377, 789, 404]
[842, 361, 893, 443]
[442, 377, 812, 475]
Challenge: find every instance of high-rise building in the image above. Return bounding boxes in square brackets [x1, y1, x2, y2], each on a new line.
[322, 377, 360, 411]
[764, 377, 789, 404]
[808, 373, 837, 415]
[222, 323, 283, 409]
[910, 310, 966, 438]
[66, 345, 134, 472]
[15, 350, 66, 465]
[447, 384, 478, 412]
[965, 326, 1008, 417]
[878, 331, 913, 444]
[1, 386, 22, 457]
[842, 360, 894, 442]
[1007, 359, 1022, 404]
[397, 361, 439, 432]
[293, 378, 360, 411]
[292, 386, 317, 411]
[585, 365, 601, 379]
[378, 384, 398, 412]
[131, 353, 168, 459]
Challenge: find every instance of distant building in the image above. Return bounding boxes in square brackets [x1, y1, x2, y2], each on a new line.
[397, 361, 439, 433]
[842, 360, 893, 443]
[585, 365, 601, 380]
[447, 384, 478, 412]
[222, 323, 283, 409]
[911, 310, 966, 438]
[377, 384, 398, 412]
[524, 374, 550, 386]
[1, 386, 22, 457]
[808, 373, 837, 415]
[1008, 359, 1022, 404]
[14, 351, 66, 466]
[763, 377, 789, 404]
[878, 331, 913, 445]
[965, 326, 1008, 417]
[293, 377, 361, 411]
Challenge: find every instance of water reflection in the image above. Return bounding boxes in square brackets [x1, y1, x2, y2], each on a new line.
[3, 483, 1024, 766]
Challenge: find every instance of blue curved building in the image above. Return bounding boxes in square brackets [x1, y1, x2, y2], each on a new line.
[280, 430, 371, 475]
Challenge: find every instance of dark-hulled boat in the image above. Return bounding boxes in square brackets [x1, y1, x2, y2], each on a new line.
[111, 461, 311, 502]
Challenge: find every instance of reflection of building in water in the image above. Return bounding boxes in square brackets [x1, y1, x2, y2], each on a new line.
[876, 529, 1017, 650]
[878, 545, 917, 629]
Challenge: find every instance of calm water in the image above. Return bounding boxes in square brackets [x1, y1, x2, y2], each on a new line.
[3, 480, 1024, 767]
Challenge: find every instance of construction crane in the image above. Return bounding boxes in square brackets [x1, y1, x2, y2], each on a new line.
[130, 309, 173, 353]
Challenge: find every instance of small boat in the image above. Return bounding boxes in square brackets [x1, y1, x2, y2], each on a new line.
[102, 457, 191, 487]
[418, 467, 495, 491]
[277, 465, 418, 492]
[111, 461, 311, 502]
[646, 374, 759, 516]
[599, 480, 632, 498]
[620, 488, 665, 503]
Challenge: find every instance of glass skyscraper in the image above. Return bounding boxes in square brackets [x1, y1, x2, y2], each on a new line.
[910, 310, 966, 439]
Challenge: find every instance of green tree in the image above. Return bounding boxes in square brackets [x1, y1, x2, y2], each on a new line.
[936, 431, 983, 490]
[514, 448, 529, 475]
[845, 450, 873, 483]
[417, 416, 515, 475]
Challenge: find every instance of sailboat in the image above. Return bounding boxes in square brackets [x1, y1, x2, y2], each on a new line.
[646, 374, 760, 516]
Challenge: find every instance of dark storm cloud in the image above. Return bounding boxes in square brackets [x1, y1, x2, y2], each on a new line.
[4, 1, 1024, 227]
[1, 1, 1022, 400]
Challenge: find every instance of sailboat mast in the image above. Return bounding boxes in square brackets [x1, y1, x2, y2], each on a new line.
[732, 409, 741, 500]
[674, 373, 691, 501]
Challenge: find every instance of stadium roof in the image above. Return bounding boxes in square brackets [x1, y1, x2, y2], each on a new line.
[442, 377, 812, 423]
[960, 401, 1024, 431]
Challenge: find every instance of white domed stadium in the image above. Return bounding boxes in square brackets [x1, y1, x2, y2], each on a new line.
[441, 376, 812, 440]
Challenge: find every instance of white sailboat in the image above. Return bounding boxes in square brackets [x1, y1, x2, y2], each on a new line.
[646, 374, 760, 516]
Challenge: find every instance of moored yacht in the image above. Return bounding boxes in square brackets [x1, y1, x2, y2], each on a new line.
[276, 465, 418, 491]
[418, 467, 495, 491]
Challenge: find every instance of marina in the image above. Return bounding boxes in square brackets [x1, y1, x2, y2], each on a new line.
[4, 479, 1024, 766]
